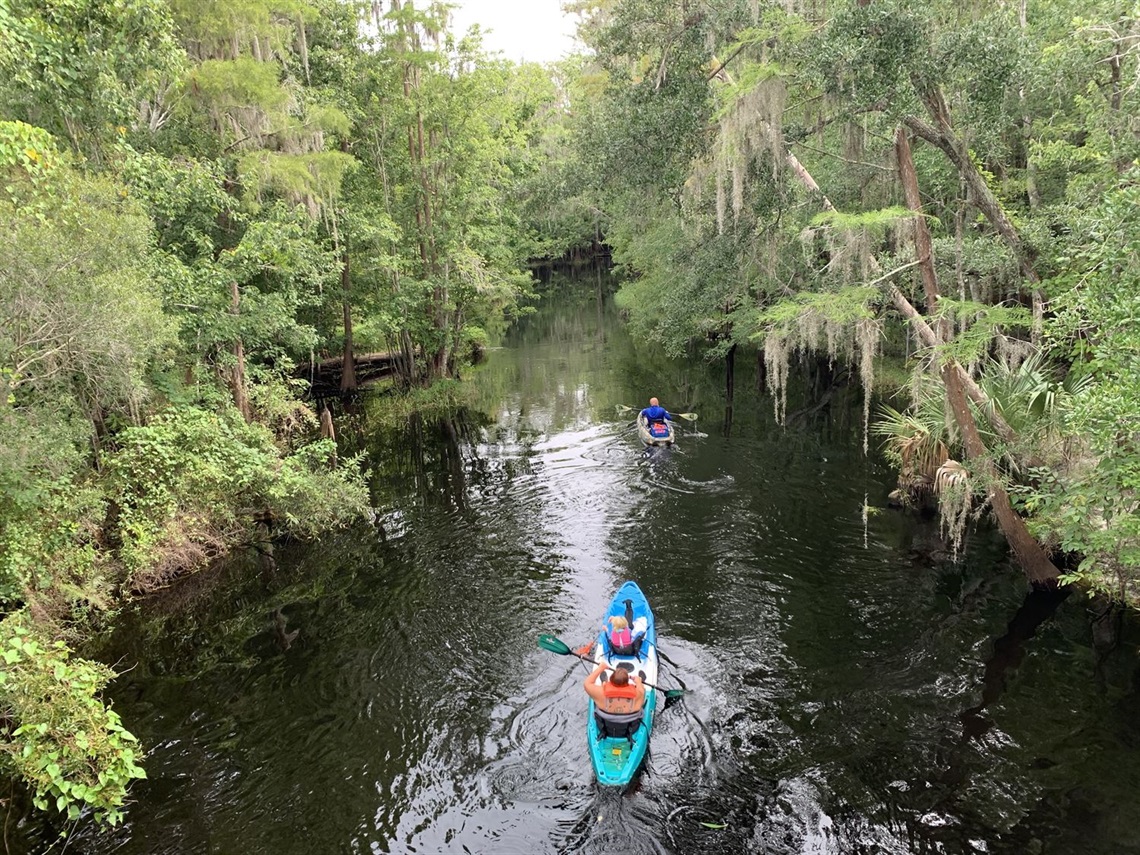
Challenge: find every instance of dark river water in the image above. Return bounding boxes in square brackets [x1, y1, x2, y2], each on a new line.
[50, 276, 1140, 854]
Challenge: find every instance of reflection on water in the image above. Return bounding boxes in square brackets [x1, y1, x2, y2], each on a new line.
[51, 275, 1140, 855]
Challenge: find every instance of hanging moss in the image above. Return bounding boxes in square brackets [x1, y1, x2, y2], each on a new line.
[190, 57, 291, 143]
[935, 460, 972, 557]
[752, 285, 882, 442]
[237, 149, 354, 216]
[706, 62, 788, 236]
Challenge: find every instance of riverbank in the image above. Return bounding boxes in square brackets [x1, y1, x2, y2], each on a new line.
[0, 399, 372, 825]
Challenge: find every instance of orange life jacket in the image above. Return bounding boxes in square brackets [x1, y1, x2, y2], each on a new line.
[602, 679, 639, 700]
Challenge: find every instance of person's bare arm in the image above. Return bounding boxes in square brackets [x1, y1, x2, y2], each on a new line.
[583, 661, 609, 704]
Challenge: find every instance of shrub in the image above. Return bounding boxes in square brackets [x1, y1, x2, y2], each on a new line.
[0, 612, 144, 825]
[105, 407, 369, 588]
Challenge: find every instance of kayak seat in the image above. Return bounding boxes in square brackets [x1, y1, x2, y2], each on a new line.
[594, 708, 643, 743]
[600, 662, 648, 687]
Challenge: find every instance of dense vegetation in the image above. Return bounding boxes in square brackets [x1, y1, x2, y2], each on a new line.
[0, 0, 559, 825]
[0, 0, 1137, 833]
[541, 0, 1138, 594]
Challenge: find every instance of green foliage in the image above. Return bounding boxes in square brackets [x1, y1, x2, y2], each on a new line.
[1024, 173, 1140, 595]
[752, 286, 880, 338]
[978, 349, 1092, 439]
[0, 478, 108, 612]
[365, 380, 479, 429]
[105, 407, 369, 585]
[238, 149, 354, 213]
[0, 120, 59, 208]
[934, 299, 1033, 365]
[870, 385, 952, 487]
[714, 61, 785, 119]
[190, 57, 290, 118]
[610, 205, 749, 356]
[806, 1, 925, 113]
[811, 206, 926, 231]
[345, 9, 545, 380]
[0, 165, 175, 414]
[168, 0, 317, 51]
[0, 612, 145, 825]
[118, 150, 235, 261]
[0, 0, 184, 155]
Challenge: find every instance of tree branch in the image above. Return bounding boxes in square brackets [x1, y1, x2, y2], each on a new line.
[707, 44, 747, 82]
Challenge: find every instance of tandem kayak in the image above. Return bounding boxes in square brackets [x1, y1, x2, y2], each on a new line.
[585, 581, 658, 787]
[637, 415, 675, 446]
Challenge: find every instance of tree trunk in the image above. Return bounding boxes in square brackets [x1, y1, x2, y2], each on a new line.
[941, 361, 1059, 585]
[1018, 0, 1040, 210]
[340, 247, 357, 393]
[724, 342, 736, 437]
[902, 91, 1044, 338]
[782, 126, 1033, 460]
[895, 129, 949, 341]
[320, 405, 336, 441]
[886, 283, 1034, 458]
[898, 127, 1059, 586]
[399, 325, 416, 386]
[229, 281, 251, 422]
[905, 94, 1035, 277]
[786, 150, 836, 211]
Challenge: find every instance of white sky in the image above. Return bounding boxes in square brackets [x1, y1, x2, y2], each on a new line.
[448, 0, 582, 64]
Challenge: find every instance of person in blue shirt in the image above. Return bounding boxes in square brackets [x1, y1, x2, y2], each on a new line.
[639, 397, 674, 426]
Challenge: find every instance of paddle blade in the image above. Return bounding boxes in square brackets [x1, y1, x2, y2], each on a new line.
[616, 404, 635, 414]
[663, 688, 689, 699]
[537, 634, 573, 655]
[677, 412, 699, 421]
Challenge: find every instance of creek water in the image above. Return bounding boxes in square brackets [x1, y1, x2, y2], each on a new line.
[58, 276, 1140, 854]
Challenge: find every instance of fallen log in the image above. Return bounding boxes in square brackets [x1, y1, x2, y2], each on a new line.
[302, 351, 402, 394]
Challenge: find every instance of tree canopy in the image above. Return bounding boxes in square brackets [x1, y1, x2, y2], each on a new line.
[1, 0, 1138, 831]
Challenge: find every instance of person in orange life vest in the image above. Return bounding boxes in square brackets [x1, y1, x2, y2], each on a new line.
[584, 660, 645, 714]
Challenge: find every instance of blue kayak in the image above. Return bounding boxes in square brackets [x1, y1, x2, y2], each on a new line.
[585, 581, 658, 787]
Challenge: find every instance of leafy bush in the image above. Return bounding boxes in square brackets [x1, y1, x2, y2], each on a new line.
[1032, 173, 1140, 599]
[0, 612, 145, 825]
[0, 406, 117, 617]
[0, 482, 110, 616]
[105, 407, 369, 588]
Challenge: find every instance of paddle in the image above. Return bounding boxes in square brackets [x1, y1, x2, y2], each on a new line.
[616, 405, 699, 422]
[537, 634, 688, 699]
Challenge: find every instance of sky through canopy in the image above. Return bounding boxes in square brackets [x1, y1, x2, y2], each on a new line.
[448, 0, 581, 63]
